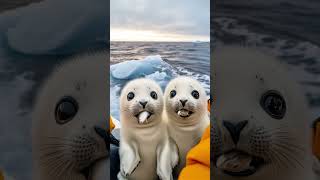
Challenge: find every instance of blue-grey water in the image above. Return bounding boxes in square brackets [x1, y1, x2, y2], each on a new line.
[110, 42, 210, 120]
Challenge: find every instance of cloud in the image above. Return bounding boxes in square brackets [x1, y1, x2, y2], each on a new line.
[110, 0, 210, 39]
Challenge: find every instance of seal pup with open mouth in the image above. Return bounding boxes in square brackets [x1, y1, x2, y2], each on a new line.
[32, 52, 109, 180]
[212, 46, 317, 180]
[164, 76, 210, 177]
[118, 78, 178, 180]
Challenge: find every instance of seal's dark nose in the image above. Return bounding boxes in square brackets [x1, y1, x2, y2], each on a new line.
[139, 101, 148, 108]
[180, 99, 188, 107]
[94, 126, 109, 148]
[223, 120, 248, 145]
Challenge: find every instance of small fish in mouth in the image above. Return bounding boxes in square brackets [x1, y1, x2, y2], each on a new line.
[136, 111, 152, 124]
[216, 151, 265, 177]
[177, 109, 193, 117]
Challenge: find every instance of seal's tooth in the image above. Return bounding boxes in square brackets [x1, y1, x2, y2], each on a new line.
[138, 111, 150, 124]
[177, 109, 189, 117]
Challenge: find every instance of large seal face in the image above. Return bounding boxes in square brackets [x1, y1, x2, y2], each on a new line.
[120, 78, 163, 126]
[32, 52, 108, 180]
[164, 76, 208, 125]
[212, 47, 314, 180]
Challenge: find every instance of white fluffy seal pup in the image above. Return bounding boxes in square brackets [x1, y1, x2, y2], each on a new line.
[212, 46, 317, 180]
[32, 52, 109, 180]
[118, 78, 178, 180]
[163, 76, 210, 176]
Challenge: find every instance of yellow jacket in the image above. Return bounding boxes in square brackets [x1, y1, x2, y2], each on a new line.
[178, 126, 210, 180]
[110, 117, 115, 132]
[0, 170, 3, 180]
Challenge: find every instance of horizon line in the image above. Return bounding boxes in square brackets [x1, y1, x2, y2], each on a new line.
[110, 40, 210, 43]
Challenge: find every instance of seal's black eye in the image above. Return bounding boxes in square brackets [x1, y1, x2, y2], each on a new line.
[55, 96, 78, 124]
[127, 92, 135, 101]
[260, 90, 286, 119]
[150, 91, 157, 100]
[170, 90, 176, 98]
[191, 90, 200, 99]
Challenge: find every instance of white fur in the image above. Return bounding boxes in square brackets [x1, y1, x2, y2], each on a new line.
[32, 52, 109, 180]
[118, 78, 178, 180]
[163, 76, 210, 177]
[212, 46, 316, 180]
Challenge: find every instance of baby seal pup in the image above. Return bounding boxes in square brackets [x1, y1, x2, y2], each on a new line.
[164, 76, 210, 176]
[32, 52, 109, 180]
[118, 78, 178, 180]
[212, 46, 317, 180]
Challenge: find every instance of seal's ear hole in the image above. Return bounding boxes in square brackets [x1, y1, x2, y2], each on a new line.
[55, 96, 78, 124]
[260, 90, 286, 119]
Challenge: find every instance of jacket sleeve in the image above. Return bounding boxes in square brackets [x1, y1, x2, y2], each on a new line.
[178, 126, 210, 180]
[110, 116, 115, 132]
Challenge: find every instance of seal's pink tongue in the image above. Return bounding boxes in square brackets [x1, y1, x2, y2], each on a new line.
[216, 151, 253, 172]
[138, 111, 150, 124]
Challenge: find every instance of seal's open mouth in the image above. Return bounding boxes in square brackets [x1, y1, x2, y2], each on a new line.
[135, 111, 153, 124]
[216, 150, 265, 177]
[176, 108, 193, 118]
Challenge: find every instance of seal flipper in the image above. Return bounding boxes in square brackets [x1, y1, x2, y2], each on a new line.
[156, 138, 179, 180]
[169, 138, 179, 169]
[118, 141, 140, 178]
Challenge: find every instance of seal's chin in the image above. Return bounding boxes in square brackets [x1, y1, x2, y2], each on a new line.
[215, 150, 266, 177]
[135, 110, 153, 124]
[176, 108, 193, 118]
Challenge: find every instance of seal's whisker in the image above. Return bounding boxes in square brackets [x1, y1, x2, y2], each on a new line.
[272, 152, 283, 176]
[273, 140, 305, 153]
[45, 136, 76, 142]
[273, 146, 300, 169]
[258, 125, 289, 132]
[264, 151, 278, 176]
[51, 158, 70, 178]
[270, 148, 290, 170]
[271, 143, 305, 169]
[56, 159, 75, 178]
[42, 156, 66, 177]
[39, 150, 66, 160]
[40, 154, 67, 171]
[40, 143, 77, 149]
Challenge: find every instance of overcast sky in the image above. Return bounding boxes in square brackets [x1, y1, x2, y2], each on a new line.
[110, 0, 210, 42]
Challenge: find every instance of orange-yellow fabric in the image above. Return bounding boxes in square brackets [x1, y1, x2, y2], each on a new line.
[110, 116, 115, 132]
[0, 170, 4, 180]
[313, 121, 320, 159]
[179, 126, 210, 180]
